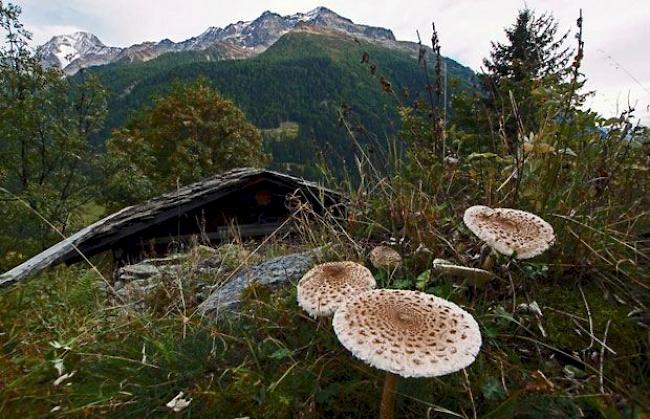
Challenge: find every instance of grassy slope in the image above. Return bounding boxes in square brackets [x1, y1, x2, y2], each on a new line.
[0, 243, 647, 418]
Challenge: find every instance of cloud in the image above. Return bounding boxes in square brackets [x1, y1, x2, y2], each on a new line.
[28, 24, 88, 46]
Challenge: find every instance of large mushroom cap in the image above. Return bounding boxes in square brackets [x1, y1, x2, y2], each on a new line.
[370, 246, 403, 269]
[333, 289, 481, 378]
[463, 205, 555, 259]
[297, 261, 376, 318]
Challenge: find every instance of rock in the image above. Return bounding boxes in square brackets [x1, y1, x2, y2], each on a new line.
[116, 263, 160, 281]
[106, 245, 322, 314]
[198, 250, 320, 319]
[140, 253, 189, 266]
[197, 256, 223, 271]
[109, 246, 222, 309]
[157, 265, 184, 276]
[112, 277, 160, 307]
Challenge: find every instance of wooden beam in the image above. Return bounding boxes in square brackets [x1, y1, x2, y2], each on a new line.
[135, 222, 290, 246]
[0, 206, 133, 288]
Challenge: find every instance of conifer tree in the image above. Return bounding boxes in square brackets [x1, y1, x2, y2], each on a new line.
[483, 9, 571, 85]
[481, 8, 574, 147]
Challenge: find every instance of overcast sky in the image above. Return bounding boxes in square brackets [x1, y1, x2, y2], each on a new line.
[16, 0, 650, 124]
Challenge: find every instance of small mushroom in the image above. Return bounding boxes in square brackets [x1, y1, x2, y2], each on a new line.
[333, 289, 481, 419]
[297, 262, 376, 318]
[463, 205, 555, 259]
[370, 246, 403, 269]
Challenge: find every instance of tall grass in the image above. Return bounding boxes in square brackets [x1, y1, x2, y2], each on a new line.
[305, 11, 650, 416]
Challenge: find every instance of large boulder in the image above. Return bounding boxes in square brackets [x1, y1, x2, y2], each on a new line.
[101, 246, 320, 315]
[198, 250, 319, 319]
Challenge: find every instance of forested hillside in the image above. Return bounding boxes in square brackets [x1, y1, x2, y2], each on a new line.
[84, 30, 474, 177]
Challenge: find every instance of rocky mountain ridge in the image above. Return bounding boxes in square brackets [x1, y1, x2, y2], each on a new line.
[37, 7, 398, 75]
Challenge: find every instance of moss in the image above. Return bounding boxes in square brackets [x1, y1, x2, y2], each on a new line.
[538, 279, 643, 354]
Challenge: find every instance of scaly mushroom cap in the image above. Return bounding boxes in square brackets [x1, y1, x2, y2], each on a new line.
[369, 246, 403, 269]
[333, 289, 482, 378]
[463, 206, 555, 259]
[297, 262, 376, 318]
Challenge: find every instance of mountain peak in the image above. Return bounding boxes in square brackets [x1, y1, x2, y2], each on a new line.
[259, 10, 278, 18]
[38, 31, 116, 70]
[295, 7, 395, 41]
[39, 7, 398, 73]
[307, 6, 336, 15]
[296, 6, 340, 22]
[47, 31, 105, 47]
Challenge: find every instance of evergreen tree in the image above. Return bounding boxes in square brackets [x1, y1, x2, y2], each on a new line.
[483, 9, 571, 85]
[481, 8, 574, 148]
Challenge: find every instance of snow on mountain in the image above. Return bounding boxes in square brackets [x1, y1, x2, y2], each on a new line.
[53, 42, 77, 68]
[291, 7, 395, 41]
[38, 7, 398, 75]
[37, 32, 121, 72]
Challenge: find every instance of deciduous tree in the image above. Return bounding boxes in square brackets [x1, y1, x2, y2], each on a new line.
[104, 78, 269, 207]
[0, 1, 107, 268]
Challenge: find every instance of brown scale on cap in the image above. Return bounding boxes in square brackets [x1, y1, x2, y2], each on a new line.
[463, 205, 555, 259]
[333, 289, 482, 378]
[369, 246, 403, 269]
[297, 262, 376, 318]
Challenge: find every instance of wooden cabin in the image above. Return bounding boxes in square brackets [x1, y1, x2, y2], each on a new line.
[0, 168, 344, 287]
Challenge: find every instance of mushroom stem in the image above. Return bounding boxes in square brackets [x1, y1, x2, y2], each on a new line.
[387, 267, 398, 288]
[481, 253, 494, 271]
[379, 372, 399, 419]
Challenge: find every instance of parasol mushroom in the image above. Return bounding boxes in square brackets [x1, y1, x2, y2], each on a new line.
[333, 289, 481, 419]
[369, 246, 403, 269]
[297, 261, 376, 318]
[463, 205, 555, 260]
[369, 246, 403, 287]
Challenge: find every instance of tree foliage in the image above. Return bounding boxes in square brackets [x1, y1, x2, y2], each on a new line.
[480, 8, 577, 144]
[0, 1, 107, 269]
[483, 8, 571, 85]
[103, 78, 268, 208]
[83, 32, 475, 179]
